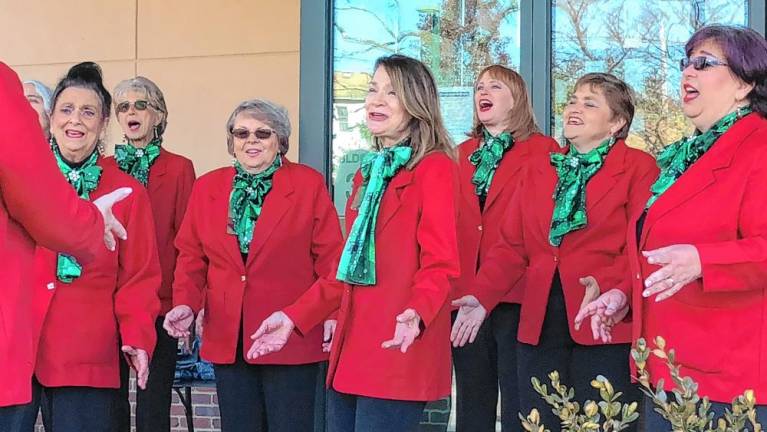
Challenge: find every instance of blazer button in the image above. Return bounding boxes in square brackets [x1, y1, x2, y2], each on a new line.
[46, 282, 55, 290]
[478, 225, 483, 231]
[553, 256, 558, 262]
[241, 275, 247, 282]
[636, 273, 641, 280]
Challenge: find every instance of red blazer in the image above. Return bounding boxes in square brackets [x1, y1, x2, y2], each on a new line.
[630, 113, 767, 403]
[455, 133, 559, 302]
[104, 148, 196, 314]
[173, 158, 343, 365]
[0, 63, 104, 406]
[474, 140, 657, 345]
[35, 160, 161, 388]
[285, 152, 461, 401]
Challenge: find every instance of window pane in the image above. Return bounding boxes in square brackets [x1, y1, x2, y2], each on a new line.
[552, 0, 748, 154]
[332, 0, 522, 214]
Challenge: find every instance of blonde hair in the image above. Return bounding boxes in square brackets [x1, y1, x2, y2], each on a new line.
[470, 64, 540, 142]
[372, 55, 456, 168]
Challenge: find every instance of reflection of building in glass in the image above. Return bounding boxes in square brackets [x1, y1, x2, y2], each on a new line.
[438, 87, 474, 144]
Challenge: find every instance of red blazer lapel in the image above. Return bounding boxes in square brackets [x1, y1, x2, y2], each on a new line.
[458, 138, 481, 220]
[640, 114, 760, 249]
[376, 167, 414, 234]
[211, 167, 247, 271]
[584, 140, 627, 212]
[246, 158, 295, 266]
[484, 142, 529, 212]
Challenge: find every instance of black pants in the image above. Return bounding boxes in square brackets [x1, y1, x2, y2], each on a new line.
[326, 388, 426, 432]
[452, 302, 521, 431]
[517, 274, 638, 432]
[117, 316, 179, 432]
[213, 337, 320, 432]
[5, 377, 117, 432]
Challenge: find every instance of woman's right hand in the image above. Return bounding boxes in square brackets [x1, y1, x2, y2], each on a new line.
[450, 295, 488, 348]
[322, 319, 337, 352]
[247, 311, 295, 359]
[163, 305, 194, 339]
[93, 187, 132, 251]
[573, 277, 628, 343]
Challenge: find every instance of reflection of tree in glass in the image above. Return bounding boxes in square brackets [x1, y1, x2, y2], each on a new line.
[552, 0, 747, 154]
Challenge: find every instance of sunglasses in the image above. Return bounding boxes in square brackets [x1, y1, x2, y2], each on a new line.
[679, 56, 728, 72]
[230, 128, 276, 140]
[116, 100, 152, 113]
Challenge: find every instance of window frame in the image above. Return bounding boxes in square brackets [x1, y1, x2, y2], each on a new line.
[299, 0, 766, 182]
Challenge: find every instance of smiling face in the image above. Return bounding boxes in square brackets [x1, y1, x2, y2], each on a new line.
[50, 86, 107, 162]
[364, 66, 412, 147]
[231, 113, 280, 174]
[681, 39, 754, 132]
[115, 90, 161, 147]
[474, 71, 514, 133]
[563, 84, 625, 152]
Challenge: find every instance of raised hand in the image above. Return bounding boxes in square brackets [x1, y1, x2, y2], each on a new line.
[163, 305, 194, 339]
[381, 309, 421, 353]
[574, 276, 628, 343]
[122, 345, 149, 389]
[92, 187, 132, 251]
[450, 295, 488, 348]
[247, 311, 294, 359]
[642, 244, 701, 302]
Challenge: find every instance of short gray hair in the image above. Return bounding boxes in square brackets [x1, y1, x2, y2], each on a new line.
[226, 99, 291, 155]
[113, 76, 168, 137]
[23, 80, 53, 113]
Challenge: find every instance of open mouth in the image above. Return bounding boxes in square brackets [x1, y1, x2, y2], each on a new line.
[478, 99, 493, 112]
[368, 112, 388, 121]
[127, 120, 142, 132]
[566, 116, 583, 126]
[65, 129, 85, 139]
[683, 84, 699, 103]
[245, 148, 262, 156]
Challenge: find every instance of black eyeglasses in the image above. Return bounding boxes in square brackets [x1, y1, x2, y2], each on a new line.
[116, 100, 151, 113]
[230, 128, 276, 140]
[679, 56, 728, 72]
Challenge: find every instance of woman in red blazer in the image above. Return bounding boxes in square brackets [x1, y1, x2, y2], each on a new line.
[451, 64, 558, 431]
[163, 98, 343, 432]
[17, 63, 162, 432]
[619, 26, 767, 428]
[452, 72, 657, 430]
[247, 54, 460, 432]
[106, 76, 196, 432]
[0, 63, 133, 425]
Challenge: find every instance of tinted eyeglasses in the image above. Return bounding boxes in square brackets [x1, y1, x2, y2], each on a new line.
[116, 100, 151, 113]
[230, 128, 276, 140]
[679, 56, 728, 72]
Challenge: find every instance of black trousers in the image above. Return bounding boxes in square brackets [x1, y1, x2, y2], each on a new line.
[517, 273, 638, 432]
[117, 316, 179, 432]
[213, 336, 321, 432]
[326, 388, 426, 432]
[5, 377, 117, 432]
[452, 302, 521, 431]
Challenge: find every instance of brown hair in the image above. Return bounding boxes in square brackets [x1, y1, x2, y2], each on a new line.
[470, 64, 540, 141]
[573, 73, 635, 139]
[373, 55, 456, 168]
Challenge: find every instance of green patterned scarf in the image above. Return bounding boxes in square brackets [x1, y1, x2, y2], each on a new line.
[469, 128, 514, 197]
[646, 107, 751, 209]
[52, 143, 103, 283]
[336, 143, 413, 285]
[227, 156, 282, 254]
[548, 137, 614, 247]
[115, 139, 162, 186]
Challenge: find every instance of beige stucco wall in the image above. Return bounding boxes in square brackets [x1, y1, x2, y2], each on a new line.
[1, 0, 301, 175]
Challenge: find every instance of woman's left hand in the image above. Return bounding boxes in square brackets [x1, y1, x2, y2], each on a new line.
[642, 244, 702, 302]
[121, 345, 149, 389]
[381, 309, 421, 353]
